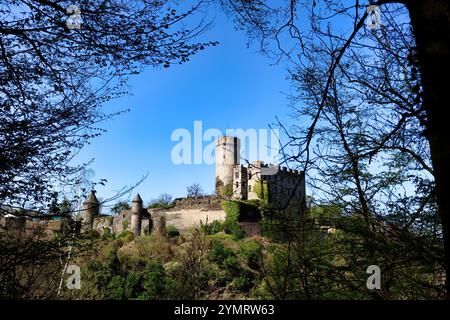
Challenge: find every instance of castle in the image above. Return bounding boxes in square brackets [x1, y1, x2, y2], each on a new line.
[1, 136, 307, 236]
[215, 136, 306, 214]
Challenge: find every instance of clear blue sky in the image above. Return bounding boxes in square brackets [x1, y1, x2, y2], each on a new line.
[75, 8, 295, 206]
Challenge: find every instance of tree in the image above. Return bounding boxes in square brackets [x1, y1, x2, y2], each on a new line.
[187, 183, 203, 198]
[148, 193, 174, 209]
[0, 0, 215, 299]
[219, 0, 449, 297]
[158, 194, 173, 207]
[0, 0, 216, 211]
[111, 202, 130, 215]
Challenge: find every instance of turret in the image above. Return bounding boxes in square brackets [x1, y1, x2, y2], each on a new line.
[215, 136, 240, 195]
[82, 191, 99, 232]
[130, 193, 143, 236]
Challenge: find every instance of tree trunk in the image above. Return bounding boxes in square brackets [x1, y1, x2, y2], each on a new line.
[406, 0, 450, 298]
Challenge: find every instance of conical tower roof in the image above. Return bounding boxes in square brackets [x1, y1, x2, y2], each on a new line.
[132, 193, 143, 203]
[83, 191, 99, 204]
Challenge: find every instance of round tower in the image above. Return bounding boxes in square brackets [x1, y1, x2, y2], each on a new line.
[82, 191, 99, 232]
[215, 136, 240, 195]
[131, 193, 143, 236]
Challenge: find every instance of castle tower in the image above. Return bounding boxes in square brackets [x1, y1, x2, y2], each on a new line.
[82, 191, 99, 232]
[215, 136, 240, 195]
[131, 193, 143, 236]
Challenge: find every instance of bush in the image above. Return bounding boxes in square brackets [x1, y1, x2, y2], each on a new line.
[200, 220, 225, 235]
[122, 219, 129, 231]
[222, 184, 234, 198]
[107, 272, 143, 300]
[252, 182, 269, 203]
[148, 202, 174, 210]
[138, 261, 167, 300]
[166, 225, 180, 238]
[116, 230, 134, 242]
[101, 227, 114, 240]
[222, 200, 262, 222]
[221, 201, 241, 238]
[241, 240, 261, 270]
[223, 255, 240, 275]
[209, 241, 239, 275]
[209, 241, 234, 263]
[233, 270, 255, 292]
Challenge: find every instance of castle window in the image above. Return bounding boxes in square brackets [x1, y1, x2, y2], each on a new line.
[249, 185, 252, 192]
[235, 172, 239, 179]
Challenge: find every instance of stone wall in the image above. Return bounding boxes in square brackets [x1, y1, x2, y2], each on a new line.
[92, 209, 152, 236]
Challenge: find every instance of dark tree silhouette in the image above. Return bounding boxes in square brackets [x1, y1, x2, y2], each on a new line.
[187, 183, 203, 198]
[111, 201, 130, 215]
[157, 193, 173, 207]
[0, 0, 216, 211]
[0, 0, 215, 299]
[219, 0, 449, 297]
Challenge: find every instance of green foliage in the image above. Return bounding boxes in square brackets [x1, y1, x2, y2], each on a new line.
[200, 219, 225, 235]
[107, 272, 142, 300]
[240, 240, 261, 270]
[122, 219, 129, 231]
[221, 200, 262, 222]
[223, 255, 240, 275]
[111, 201, 130, 215]
[222, 184, 234, 198]
[148, 193, 174, 209]
[208, 241, 239, 276]
[209, 240, 235, 264]
[252, 182, 269, 203]
[260, 210, 304, 241]
[221, 200, 261, 239]
[309, 204, 342, 225]
[165, 225, 180, 238]
[138, 261, 167, 300]
[148, 202, 175, 209]
[233, 269, 255, 292]
[116, 230, 134, 242]
[221, 200, 241, 237]
[101, 227, 114, 241]
[60, 198, 72, 214]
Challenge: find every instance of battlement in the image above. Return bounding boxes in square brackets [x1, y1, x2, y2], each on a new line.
[215, 136, 306, 214]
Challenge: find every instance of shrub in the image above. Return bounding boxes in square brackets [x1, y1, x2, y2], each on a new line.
[116, 230, 134, 242]
[111, 201, 130, 215]
[200, 219, 225, 235]
[148, 202, 174, 210]
[209, 241, 232, 260]
[222, 184, 234, 198]
[223, 255, 240, 275]
[106, 272, 142, 300]
[101, 227, 114, 240]
[221, 201, 241, 237]
[252, 182, 269, 203]
[166, 225, 180, 238]
[209, 241, 239, 275]
[233, 270, 255, 292]
[138, 261, 167, 300]
[122, 219, 129, 231]
[222, 200, 262, 221]
[241, 240, 261, 270]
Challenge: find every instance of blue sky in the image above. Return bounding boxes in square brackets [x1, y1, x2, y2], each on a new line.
[75, 8, 295, 205]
